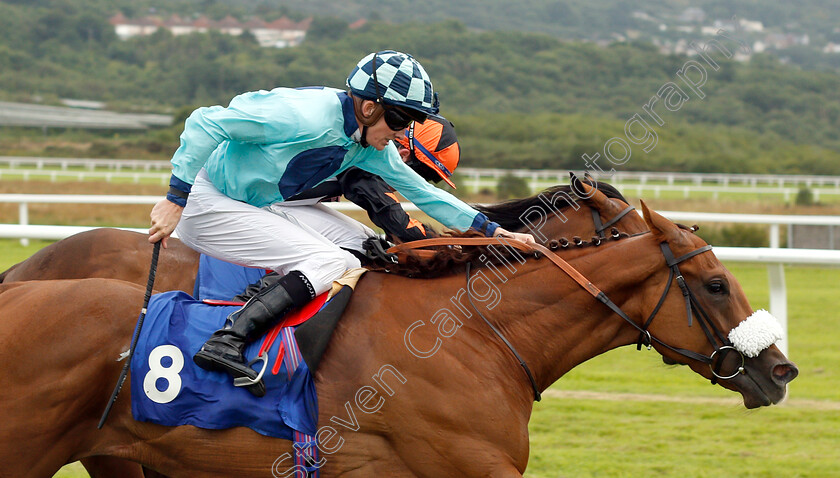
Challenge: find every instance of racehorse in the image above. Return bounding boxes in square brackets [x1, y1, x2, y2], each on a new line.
[1, 176, 647, 478]
[0, 197, 797, 477]
[0, 177, 641, 294]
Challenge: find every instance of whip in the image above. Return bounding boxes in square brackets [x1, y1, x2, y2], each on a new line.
[98, 240, 161, 429]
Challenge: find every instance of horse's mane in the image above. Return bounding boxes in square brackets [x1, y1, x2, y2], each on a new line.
[368, 231, 502, 279]
[473, 181, 628, 231]
[368, 229, 634, 279]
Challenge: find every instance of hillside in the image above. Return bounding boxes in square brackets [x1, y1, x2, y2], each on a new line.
[268, 0, 840, 39]
[1, 1, 840, 174]
[260, 0, 840, 72]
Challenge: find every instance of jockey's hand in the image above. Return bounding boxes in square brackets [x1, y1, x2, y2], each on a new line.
[493, 227, 537, 246]
[149, 198, 184, 248]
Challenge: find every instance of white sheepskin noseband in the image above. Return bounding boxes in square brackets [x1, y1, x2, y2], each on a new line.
[727, 309, 783, 358]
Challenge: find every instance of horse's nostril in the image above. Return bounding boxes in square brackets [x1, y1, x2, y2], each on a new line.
[772, 363, 799, 385]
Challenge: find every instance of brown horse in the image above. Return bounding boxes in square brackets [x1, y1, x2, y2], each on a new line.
[0, 178, 642, 294]
[0, 199, 797, 477]
[0, 178, 646, 478]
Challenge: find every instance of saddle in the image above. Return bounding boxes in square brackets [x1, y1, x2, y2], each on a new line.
[196, 254, 362, 374]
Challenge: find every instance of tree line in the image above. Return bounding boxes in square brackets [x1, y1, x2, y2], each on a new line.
[1, 1, 840, 174]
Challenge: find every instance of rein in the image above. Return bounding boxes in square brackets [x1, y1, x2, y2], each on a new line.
[388, 233, 745, 401]
[465, 261, 542, 402]
[388, 237, 601, 403]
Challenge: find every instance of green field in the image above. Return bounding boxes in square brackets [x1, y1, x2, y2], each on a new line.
[0, 240, 834, 478]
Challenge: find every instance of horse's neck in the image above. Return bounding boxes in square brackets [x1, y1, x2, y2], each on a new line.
[474, 235, 661, 393]
[320, 237, 660, 410]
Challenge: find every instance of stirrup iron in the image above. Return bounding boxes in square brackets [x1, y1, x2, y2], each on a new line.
[233, 353, 268, 388]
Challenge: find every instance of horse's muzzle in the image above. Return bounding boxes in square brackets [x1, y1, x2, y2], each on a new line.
[736, 347, 798, 409]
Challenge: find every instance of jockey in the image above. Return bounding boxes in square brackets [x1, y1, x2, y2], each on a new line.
[148, 50, 535, 396]
[231, 115, 460, 302]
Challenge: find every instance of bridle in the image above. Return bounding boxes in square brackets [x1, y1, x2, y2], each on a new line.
[614, 241, 745, 385]
[591, 204, 636, 239]
[390, 233, 746, 403]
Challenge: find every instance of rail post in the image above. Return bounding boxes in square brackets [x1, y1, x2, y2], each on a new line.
[18, 203, 28, 247]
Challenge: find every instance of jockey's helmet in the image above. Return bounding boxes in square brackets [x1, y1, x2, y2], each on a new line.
[346, 50, 440, 125]
[397, 115, 460, 188]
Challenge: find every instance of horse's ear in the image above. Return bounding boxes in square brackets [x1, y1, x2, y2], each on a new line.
[578, 180, 611, 209]
[569, 171, 582, 190]
[570, 172, 597, 199]
[641, 200, 680, 242]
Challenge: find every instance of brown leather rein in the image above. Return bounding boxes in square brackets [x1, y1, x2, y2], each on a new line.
[388, 237, 603, 298]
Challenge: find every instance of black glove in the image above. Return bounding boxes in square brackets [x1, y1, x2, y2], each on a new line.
[362, 236, 398, 265]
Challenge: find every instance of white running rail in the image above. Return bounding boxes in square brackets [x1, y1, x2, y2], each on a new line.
[2, 194, 840, 356]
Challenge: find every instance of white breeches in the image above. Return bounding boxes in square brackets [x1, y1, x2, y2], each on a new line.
[176, 170, 376, 295]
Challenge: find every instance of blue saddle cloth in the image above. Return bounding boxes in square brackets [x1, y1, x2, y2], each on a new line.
[130, 256, 318, 439]
[193, 254, 267, 301]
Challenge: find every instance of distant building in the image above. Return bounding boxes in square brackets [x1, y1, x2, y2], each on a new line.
[109, 13, 160, 39]
[631, 11, 655, 22]
[739, 19, 764, 33]
[824, 42, 840, 54]
[711, 19, 739, 32]
[763, 33, 811, 50]
[108, 13, 312, 48]
[678, 7, 706, 23]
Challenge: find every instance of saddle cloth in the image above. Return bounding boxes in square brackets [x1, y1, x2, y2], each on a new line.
[193, 254, 268, 301]
[130, 255, 362, 438]
[130, 291, 320, 438]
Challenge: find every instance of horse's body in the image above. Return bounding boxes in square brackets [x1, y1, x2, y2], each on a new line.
[0, 179, 647, 478]
[0, 200, 797, 477]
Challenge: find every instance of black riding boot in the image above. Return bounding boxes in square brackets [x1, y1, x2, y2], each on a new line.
[193, 280, 295, 397]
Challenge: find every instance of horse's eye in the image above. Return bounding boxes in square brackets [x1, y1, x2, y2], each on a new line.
[706, 281, 726, 295]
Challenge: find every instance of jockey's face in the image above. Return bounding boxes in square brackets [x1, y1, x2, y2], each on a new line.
[359, 100, 408, 151]
[366, 115, 407, 151]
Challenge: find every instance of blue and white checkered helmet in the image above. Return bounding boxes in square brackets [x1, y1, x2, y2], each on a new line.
[346, 50, 440, 116]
